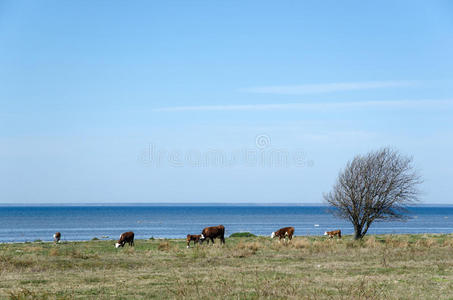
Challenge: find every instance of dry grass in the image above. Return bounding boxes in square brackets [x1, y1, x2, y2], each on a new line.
[0, 234, 453, 299]
[293, 238, 311, 249]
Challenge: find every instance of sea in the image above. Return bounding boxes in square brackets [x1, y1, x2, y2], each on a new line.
[1, 205, 453, 243]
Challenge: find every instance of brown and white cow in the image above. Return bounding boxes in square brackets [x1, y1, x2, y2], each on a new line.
[186, 234, 201, 248]
[200, 225, 225, 244]
[271, 227, 294, 242]
[324, 230, 341, 239]
[53, 232, 61, 243]
[115, 231, 135, 248]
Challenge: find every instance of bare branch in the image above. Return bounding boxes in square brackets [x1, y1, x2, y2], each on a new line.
[323, 147, 422, 239]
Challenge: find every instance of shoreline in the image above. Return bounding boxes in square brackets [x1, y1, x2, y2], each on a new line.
[2, 232, 451, 244]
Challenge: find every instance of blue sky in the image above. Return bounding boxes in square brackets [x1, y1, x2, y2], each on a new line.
[1, 1, 453, 203]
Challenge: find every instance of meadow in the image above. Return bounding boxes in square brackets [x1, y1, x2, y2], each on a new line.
[1, 234, 453, 299]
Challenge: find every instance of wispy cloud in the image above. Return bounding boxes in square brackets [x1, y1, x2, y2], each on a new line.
[153, 99, 453, 112]
[241, 80, 416, 95]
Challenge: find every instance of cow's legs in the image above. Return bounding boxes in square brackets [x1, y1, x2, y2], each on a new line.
[210, 237, 215, 244]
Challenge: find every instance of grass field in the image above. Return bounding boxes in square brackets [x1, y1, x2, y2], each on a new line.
[1, 234, 453, 299]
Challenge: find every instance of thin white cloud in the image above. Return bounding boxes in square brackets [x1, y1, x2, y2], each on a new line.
[153, 99, 453, 112]
[241, 80, 416, 95]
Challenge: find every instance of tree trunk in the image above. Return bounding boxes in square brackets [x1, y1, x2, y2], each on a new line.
[353, 224, 363, 240]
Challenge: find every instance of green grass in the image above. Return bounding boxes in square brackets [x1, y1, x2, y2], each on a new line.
[1, 234, 453, 299]
[229, 232, 257, 237]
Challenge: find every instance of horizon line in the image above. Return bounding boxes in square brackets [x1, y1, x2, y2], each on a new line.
[0, 202, 450, 207]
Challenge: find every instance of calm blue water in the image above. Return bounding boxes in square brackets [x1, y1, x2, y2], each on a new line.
[0, 206, 452, 243]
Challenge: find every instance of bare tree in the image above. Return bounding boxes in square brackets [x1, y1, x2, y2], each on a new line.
[324, 148, 422, 240]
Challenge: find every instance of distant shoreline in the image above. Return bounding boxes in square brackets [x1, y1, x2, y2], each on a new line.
[2, 232, 451, 244]
[2, 232, 453, 245]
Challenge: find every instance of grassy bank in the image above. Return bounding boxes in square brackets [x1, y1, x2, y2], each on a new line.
[1, 234, 453, 299]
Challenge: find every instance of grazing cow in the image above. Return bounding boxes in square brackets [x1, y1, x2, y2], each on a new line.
[186, 234, 201, 248]
[200, 225, 225, 245]
[53, 232, 61, 243]
[324, 230, 341, 239]
[271, 227, 294, 242]
[115, 231, 135, 248]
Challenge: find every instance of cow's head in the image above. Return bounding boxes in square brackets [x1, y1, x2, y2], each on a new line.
[323, 232, 328, 236]
[270, 232, 275, 239]
[198, 234, 206, 244]
[115, 242, 122, 248]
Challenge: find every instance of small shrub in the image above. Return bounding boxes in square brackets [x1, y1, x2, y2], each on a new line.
[415, 238, 436, 248]
[384, 237, 400, 247]
[293, 238, 310, 249]
[91, 237, 99, 241]
[364, 236, 379, 248]
[397, 240, 409, 249]
[229, 232, 257, 238]
[414, 239, 425, 248]
[442, 238, 453, 247]
[425, 238, 437, 248]
[158, 241, 171, 252]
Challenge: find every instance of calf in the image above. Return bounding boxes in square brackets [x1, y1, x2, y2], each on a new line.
[53, 232, 61, 243]
[324, 230, 341, 239]
[186, 234, 201, 248]
[200, 225, 225, 245]
[271, 227, 294, 242]
[115, 231, 135, 248]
